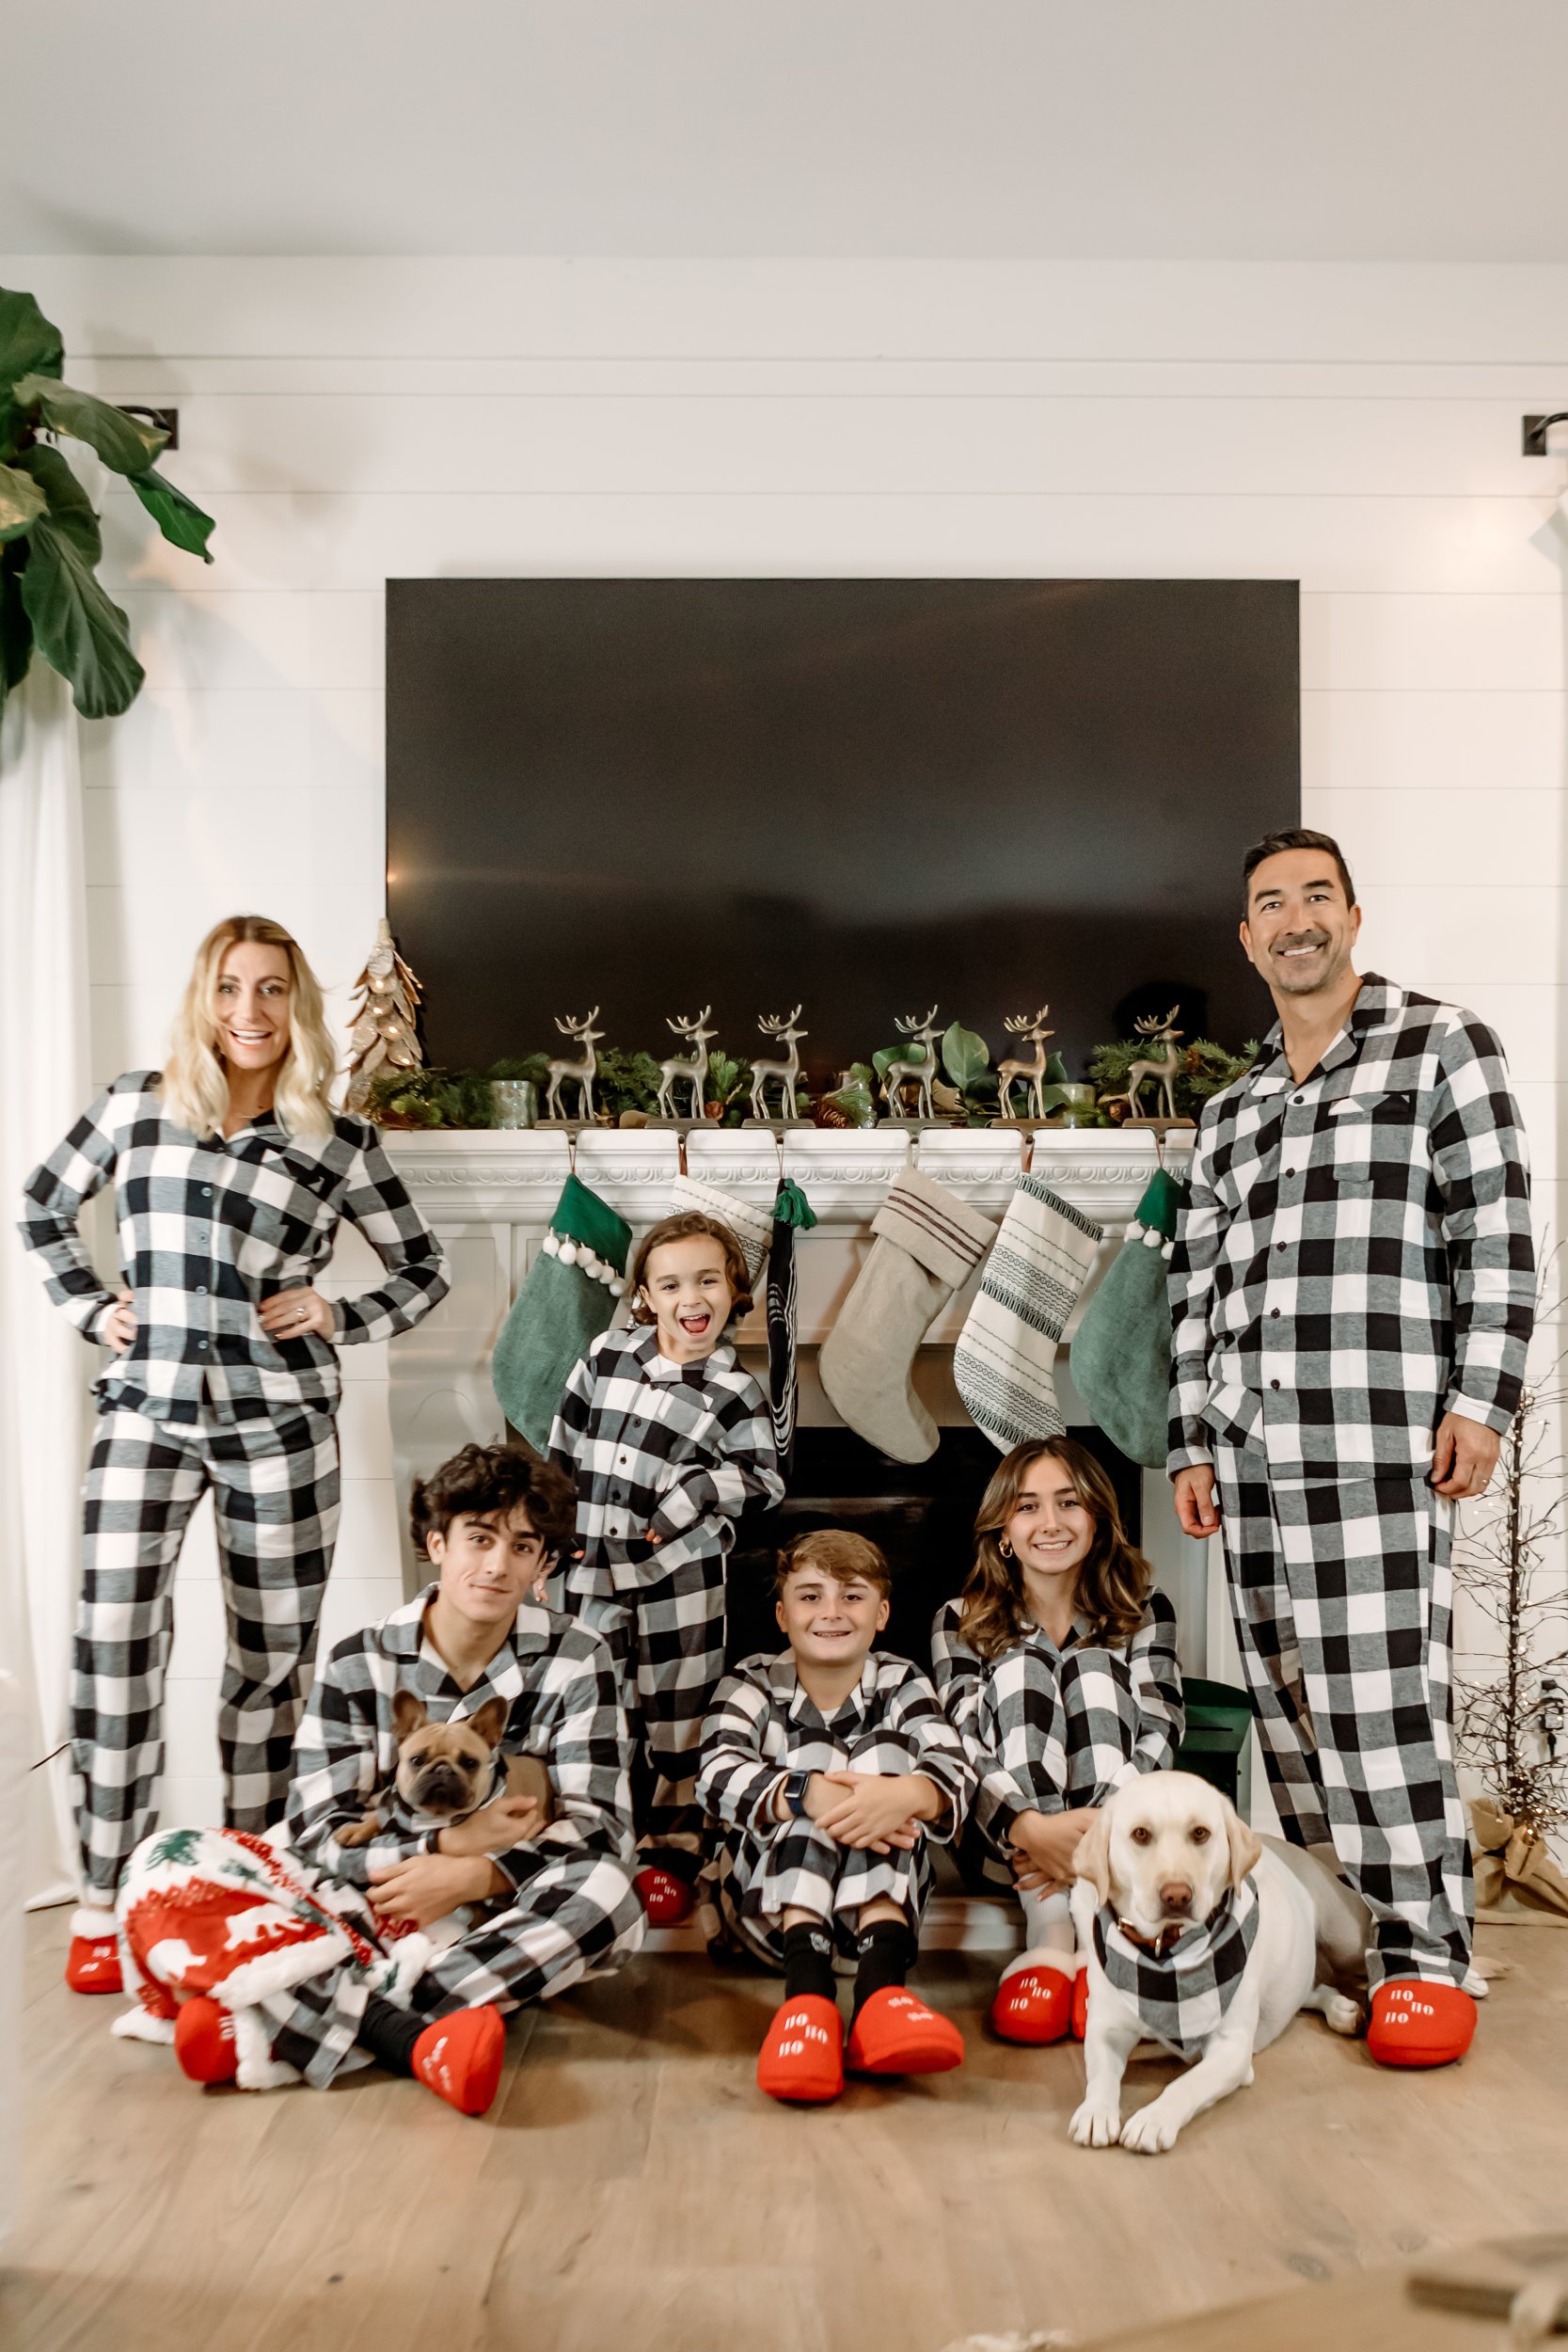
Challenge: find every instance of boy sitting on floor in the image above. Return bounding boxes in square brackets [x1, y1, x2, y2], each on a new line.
[117, 1443, 644, 2118]
[698, 1528, 975, 2105]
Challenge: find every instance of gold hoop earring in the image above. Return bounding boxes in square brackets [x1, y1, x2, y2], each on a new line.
[999, 1538, 1014, 1561]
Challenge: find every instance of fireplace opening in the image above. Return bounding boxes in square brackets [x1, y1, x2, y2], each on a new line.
[726, 1425, 1142, 1677]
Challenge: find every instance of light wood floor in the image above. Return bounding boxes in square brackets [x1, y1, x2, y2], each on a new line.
[4, 1911, 1567, 2352]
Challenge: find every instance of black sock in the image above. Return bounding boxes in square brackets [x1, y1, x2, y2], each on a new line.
[356, 1994, 424, 2076]
[851, 1919, 916, 2019]
[780, 1922, 836, 2005]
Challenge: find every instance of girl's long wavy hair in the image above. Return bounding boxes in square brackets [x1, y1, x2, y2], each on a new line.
[957, 1436, 1153, 1661]
[158, 914, 337, 1141]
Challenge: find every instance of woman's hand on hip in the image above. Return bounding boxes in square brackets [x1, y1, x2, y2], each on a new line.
[259, 1287, 337, 1342]
[101, 1294, 136, 1353]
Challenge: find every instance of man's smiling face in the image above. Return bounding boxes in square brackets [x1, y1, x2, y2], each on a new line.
[1241, 847, 1361, 1001]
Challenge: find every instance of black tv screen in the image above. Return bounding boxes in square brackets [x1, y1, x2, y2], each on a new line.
[386, 578, 1298, 1087]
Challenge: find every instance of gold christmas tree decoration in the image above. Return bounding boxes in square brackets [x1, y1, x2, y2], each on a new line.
[345, 918, 424, 1111]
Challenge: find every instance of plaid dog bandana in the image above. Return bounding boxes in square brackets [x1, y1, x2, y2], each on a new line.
[1092, 1877, 1259, 2059]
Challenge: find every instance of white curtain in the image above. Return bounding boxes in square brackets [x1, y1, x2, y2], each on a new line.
[0, 662, 91, 1906]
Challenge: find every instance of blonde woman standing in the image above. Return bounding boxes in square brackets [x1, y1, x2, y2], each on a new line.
[20, 914, 449, 1994]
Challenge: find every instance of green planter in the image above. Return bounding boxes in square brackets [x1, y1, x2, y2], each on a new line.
[1175, 1677, 1253, 1816]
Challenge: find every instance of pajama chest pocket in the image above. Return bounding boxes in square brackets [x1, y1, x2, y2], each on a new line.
[1327, 1091, 1417, 1196]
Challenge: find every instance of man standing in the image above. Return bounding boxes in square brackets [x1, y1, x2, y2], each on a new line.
[1168, 829, 1533, 2067]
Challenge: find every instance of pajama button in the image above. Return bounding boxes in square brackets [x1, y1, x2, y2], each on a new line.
[196, 1285, 207, 1295]
[1270, 1378, 1280, 1390]
[1270, 1308, 1279, 1318]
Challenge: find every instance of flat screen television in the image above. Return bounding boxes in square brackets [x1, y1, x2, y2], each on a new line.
[386, 578, 1299, 1088]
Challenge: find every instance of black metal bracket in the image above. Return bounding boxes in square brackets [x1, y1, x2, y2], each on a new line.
[116, 404, 179, 452]
[1522, 412, 1568, 455]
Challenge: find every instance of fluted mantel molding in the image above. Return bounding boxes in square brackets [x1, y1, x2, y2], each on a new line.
[383, 1123, 1193, 1228]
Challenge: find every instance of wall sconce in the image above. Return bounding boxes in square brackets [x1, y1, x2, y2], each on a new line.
[1522, 414, 1568, 455]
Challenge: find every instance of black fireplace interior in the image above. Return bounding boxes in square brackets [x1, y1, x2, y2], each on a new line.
[724, 1424, 1142, 1673]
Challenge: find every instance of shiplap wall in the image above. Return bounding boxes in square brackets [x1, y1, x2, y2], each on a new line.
[7, 255, 1565, 1830]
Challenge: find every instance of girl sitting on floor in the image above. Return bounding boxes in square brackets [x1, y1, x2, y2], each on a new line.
[930, 1436, 1184, 2045]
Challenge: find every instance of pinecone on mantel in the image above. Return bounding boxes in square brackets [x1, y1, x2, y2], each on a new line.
[345, 918, 424, 1111]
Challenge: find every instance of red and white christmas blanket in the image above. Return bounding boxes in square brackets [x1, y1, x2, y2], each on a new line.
[113, 1824, 441, 2090]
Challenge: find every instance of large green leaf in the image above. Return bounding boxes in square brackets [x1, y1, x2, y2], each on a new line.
[0, 289, 64, 390]
[19, 516, 144, 718]
[0, 462, 47, 541]
[12, 375, 166, 473]
[0, 289, 64, 460]
[128, 467, 215, 562]
[941, 1022, 990, 1090]
[13, 443, 101, 563]
[0, 542, 33, 722]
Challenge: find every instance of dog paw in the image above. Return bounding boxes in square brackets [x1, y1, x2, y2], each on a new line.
[1119, 2101, 1182, 2154]
[1322, 1991, 1362, 2037]
[1068, 2098, 1121, 2149]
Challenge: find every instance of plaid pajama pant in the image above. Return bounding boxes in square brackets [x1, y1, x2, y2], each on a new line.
[261, 1846, 646, 2088]
[1212, 1443, 1471, 1989]
[715, 1819, 934, 1967]
[562, 1549, 725, 1862]
[75, 1401, 340, 1900]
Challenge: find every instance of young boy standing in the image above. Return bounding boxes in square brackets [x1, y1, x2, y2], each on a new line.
[119, 1445, 643, 2117]
[550, 1211, 785, 1925]
[699, 1529, 974, 2105]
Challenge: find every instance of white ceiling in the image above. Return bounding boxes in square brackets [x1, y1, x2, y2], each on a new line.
[6, 0, 1568, 262]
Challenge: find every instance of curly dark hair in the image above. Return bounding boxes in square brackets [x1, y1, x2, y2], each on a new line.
[628, 1210, 754, 1325]
[409, 1443, 577, 1561]
[957, 1436, 1152, 1661]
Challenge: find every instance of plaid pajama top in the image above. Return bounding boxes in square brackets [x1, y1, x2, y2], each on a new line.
[19, 1071, 448, 1422]
[549, 1322, 784, 1591]
[929, 1591, 1184, 1843]
[697, 1649, 974, 1837]
[1166, 977, 1534, 1481]
[286, 1584, 637, 1886]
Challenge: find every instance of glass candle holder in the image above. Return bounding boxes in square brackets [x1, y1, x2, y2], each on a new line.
[490, 1079, 538, 1130]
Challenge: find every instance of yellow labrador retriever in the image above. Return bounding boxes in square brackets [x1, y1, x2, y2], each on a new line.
[1067, 1770, 1363, 2154]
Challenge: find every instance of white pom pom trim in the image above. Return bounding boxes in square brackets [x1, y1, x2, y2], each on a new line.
[542, 1231, 561, 1257]
[1141, 1227, 1163, 1250]
[1122, 1219, 1142, 1243]
[558, 1240, 578, 1266]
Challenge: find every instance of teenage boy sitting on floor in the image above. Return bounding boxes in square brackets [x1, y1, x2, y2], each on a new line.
[697, 1529, 975, 2105]
[119, 1444, 644, 2118]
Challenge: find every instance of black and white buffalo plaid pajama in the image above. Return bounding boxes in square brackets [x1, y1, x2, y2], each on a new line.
[20, 1071, 449, 1900]
[697, 1650, 974, 1963]
[1168, 977, 1534, 1988]
[549, 1322, 784, 1864]
[929, 1592, 1184, 1889]
[273, 1586, 644, 2086]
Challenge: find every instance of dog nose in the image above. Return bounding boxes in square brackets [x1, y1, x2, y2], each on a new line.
[1159, 1881, 1194, 1914]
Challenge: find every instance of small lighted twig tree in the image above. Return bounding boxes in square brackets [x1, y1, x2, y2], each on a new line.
[1453, 1258, 1568, 1883]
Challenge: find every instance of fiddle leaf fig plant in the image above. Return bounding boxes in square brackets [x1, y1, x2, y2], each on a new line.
[0, 285, 216, 723]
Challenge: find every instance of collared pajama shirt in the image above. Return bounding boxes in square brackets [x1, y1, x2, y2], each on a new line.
[19, 1071, 449, 1422]
[1167, 977, 1534, 1482]
[549, 1320, 785, 1589]
[929, 1592, 1184, 1872]
[286, 1585, 637, 1883]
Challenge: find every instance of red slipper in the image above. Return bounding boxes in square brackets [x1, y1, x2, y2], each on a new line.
[412, 2005, 506, 2117]
[174, 1995, 239, 2085]
[635, 1865, 697, 1928]
[847, 1986, 964, 2077]
[65, 1912, 122, 1996]
[1367, 1981, 1476, 2069]
[1071, 1964, 1089, 2041]
[989, 1963, 1072, 2045]
[756, 1994, 844, 2104]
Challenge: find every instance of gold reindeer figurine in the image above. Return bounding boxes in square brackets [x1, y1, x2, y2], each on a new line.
[996, 1007, 1054, 1120]
[1108, 1006, 1187, 1123]
[545, 1008, 603, 1121]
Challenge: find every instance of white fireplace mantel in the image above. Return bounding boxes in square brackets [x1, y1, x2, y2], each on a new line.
[383, 1121, 1192, 1228]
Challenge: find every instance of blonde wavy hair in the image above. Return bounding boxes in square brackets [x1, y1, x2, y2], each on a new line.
[158, 915, 337, 1140]
[957, 1437, 1153, 1662]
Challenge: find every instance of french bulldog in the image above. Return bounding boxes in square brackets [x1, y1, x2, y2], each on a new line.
[337, 1689, 552, 1847]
